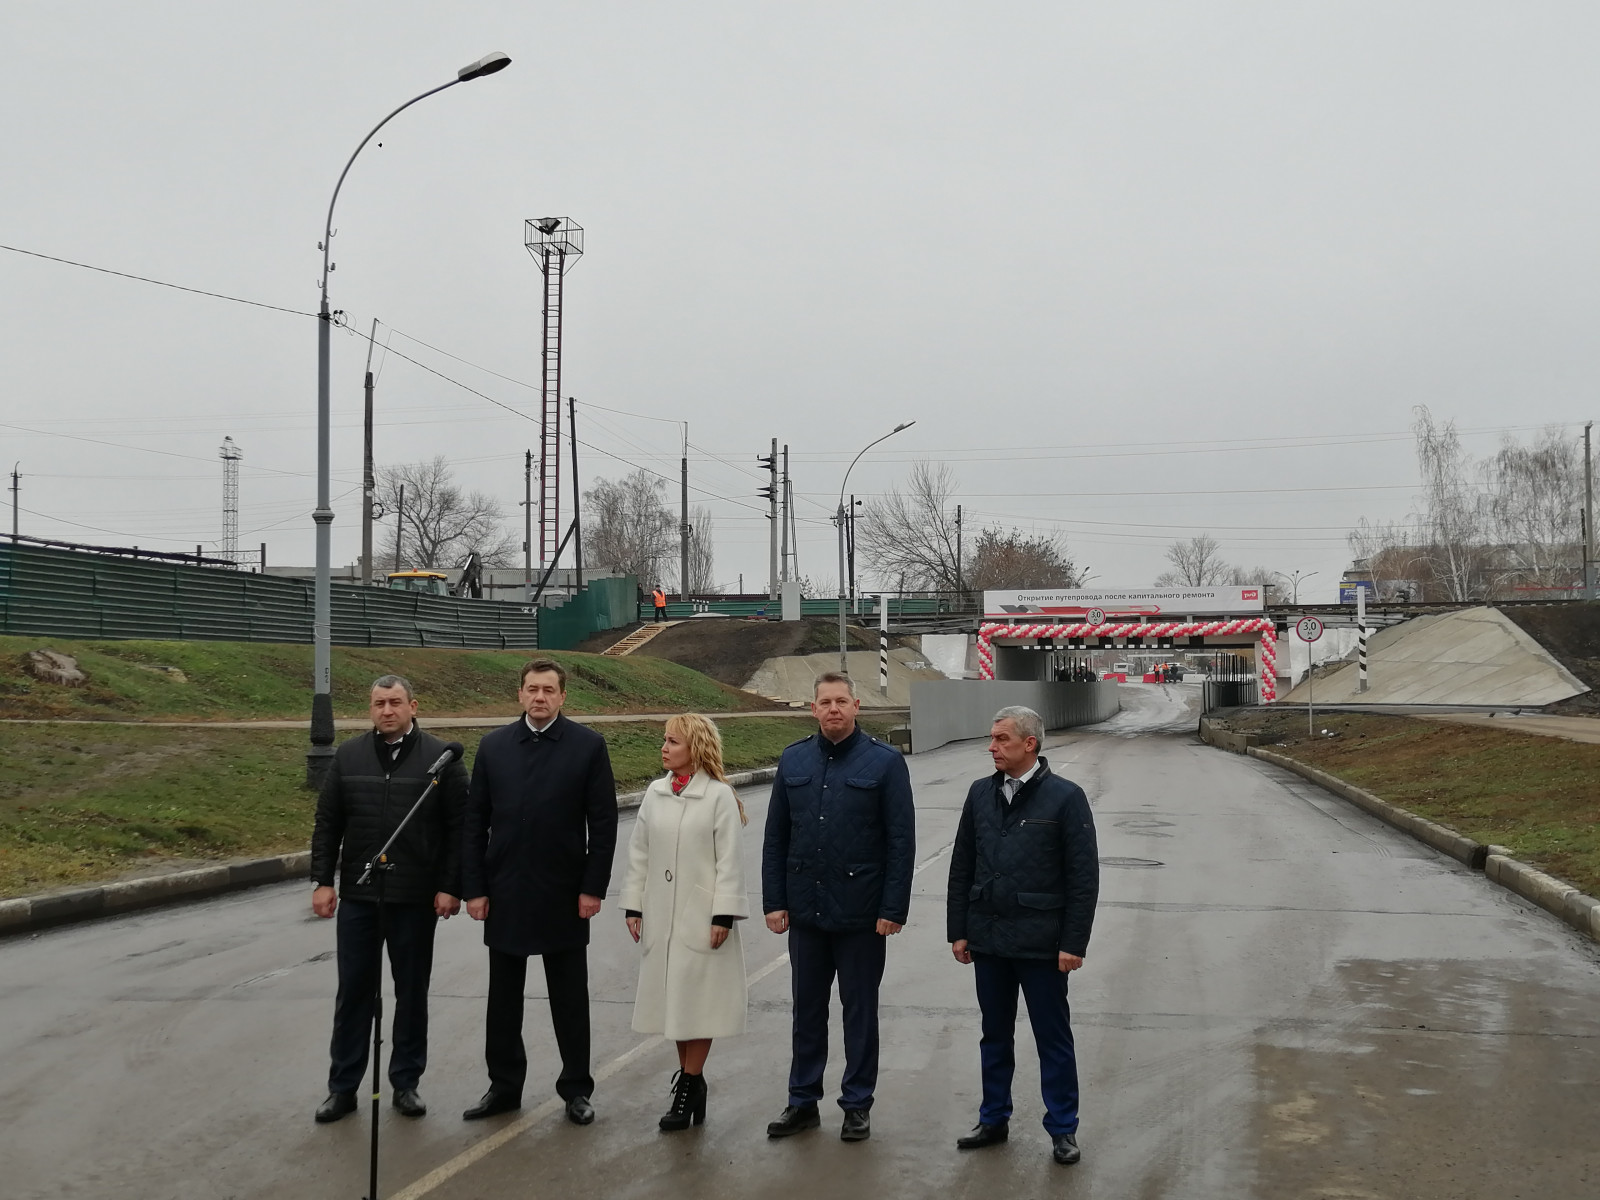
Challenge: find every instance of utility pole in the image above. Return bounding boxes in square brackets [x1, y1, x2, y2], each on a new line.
[847, 494, 858, 615]
[955, 503, 963, 603]
[9, 463, 19, 543]
[680, 421, 690, 603]
[1585, 421, 1595, 601]
[523, 450, 534, 603]
[393, 483, 405, 573]
[361, 317, 378, 585]
[759, 439, 778, 609]
[570, 398, 584, 590]
[779, 444, 790, 583]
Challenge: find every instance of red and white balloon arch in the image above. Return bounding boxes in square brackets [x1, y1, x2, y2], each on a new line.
[977, 618, 1278, 703]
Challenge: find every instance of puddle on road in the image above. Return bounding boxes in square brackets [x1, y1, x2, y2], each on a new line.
[1251, 959, 1600, 1198]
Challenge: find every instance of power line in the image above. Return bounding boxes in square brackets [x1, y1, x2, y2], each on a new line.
[0, 242, 315, 317]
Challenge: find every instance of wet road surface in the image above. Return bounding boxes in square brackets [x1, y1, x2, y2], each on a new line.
[3, 720, 1597, 1199]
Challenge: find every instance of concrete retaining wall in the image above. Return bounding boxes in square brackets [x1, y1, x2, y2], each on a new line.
[909, 680, 1120, 753]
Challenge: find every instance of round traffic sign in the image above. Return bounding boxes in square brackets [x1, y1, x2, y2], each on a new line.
[1086, 608, 1106, 625]
[1295, 615, 1324, 642]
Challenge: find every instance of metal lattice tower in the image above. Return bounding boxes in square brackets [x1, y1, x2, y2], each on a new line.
[524, 218, 583, 569]
[219, 436, 243, 567]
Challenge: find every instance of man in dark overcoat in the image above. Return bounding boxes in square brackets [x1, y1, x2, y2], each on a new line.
[309, 674, 467, 1123]
[761, 672, 916, 1143]
[461, 657, 618, 1125]
[947, 704, 1099, 1166]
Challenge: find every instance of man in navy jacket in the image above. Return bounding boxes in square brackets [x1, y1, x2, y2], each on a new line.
[762, 672, 915, 1143]
[947, 705, 1099, 1166]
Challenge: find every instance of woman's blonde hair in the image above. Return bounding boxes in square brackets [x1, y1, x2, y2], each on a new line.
[665, 712, 747, 825]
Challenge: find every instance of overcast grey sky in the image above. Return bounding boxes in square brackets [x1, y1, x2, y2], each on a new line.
[4, 3, 1597, 601]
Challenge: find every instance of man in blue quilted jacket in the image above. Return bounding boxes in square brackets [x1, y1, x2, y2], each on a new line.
[761, 672, 915, 1143]
[947, 704, 1099, 1166]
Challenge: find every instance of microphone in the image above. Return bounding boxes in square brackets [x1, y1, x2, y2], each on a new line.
[426, 742, 465, 775]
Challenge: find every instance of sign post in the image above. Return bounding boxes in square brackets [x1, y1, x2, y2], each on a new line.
[1295, 615, 1325, 738]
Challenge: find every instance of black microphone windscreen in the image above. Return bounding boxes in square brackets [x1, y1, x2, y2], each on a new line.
[427, 742, 466, 773]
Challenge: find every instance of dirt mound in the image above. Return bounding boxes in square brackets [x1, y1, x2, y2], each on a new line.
[576, 617, 885, 688]
[1499, 603, 1600, 714]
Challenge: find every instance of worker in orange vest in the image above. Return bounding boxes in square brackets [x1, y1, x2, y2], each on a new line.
[652, 587, 667, 623]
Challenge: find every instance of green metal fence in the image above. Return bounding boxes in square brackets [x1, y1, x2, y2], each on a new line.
[637, 595, 953, 622]
[0, 542, 551, 649]
[537, 576, 639, 651]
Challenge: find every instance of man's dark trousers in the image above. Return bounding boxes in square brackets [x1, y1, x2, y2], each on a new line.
[973, 952, 1079, 1135]
[485, 947, 594, 1101]
[328, 898, 438, 1094]
[788, 923, 887, 1111]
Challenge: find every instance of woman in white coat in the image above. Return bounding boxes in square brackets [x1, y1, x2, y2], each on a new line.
[619, 712, 749, 1131]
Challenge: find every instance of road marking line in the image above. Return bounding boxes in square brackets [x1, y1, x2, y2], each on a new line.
[395, 838, 954, 1198]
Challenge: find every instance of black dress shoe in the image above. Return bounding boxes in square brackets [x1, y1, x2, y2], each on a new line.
[392, 1088, 426, 1118]
[1052, 1133, 1081, 1165]
[462, 1090, 521, 1121]
[840, 1109, 871, 1142]
[566, 1095, 595, 1126]
[956, 1121, 1009, 1150]
[314, 1092, 357, 1124]
[766, 1104, 821, 1138]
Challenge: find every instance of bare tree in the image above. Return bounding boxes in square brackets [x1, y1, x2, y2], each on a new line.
[966, 527, 1086, 590]
[857, 461, 962, 592]
[677, 505, 718, 595]
[583, 469, 676, 587]
[1413, 406, 1492, 600]
[1226, 564, 1289, 604]
[1154, 535, 1231, 586]
[1482, 426, 1583, 591]
[377, 456, 516, 570]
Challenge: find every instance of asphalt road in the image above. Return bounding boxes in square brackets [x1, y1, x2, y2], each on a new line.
[3, 709, 1598, 1199]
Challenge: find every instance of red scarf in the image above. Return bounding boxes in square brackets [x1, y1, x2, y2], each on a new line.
[671, 773, 692, 794]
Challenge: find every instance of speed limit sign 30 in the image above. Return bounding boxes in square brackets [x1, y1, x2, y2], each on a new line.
[1296, 615, 1324, 642]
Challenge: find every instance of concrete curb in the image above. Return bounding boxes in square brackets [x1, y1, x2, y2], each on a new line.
[0, 851, 311, 937]
[1233, 744, 1598, 944]
[0, 768, 783, 939]
[1197, 716, 1259, 754]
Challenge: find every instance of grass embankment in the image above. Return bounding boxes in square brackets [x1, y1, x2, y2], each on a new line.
[0, 636, 777, 721]
[0, 715, 896, 898]
[1219, 710, 1600, 895]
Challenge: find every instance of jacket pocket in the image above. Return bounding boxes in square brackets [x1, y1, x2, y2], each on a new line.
[1016, 892, 1067, 910]
[784, 775, 812, 788]
[1018, 818, 1059, 826]
[845, 776, 881, 791]
[676, 886, 719, 955]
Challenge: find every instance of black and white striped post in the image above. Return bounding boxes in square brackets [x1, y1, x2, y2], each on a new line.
[878, 592, 890, 695]
[1356, 584, 1369, 693]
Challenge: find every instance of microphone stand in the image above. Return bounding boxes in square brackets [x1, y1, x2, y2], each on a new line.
[353, 764, 450, 1200]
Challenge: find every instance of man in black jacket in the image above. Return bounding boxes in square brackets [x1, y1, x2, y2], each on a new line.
[947, 705, 1099, 1166]
[761, 673, 916, 1143]
[309, 675, 467, 1124]
[460, 657, 619, 1126]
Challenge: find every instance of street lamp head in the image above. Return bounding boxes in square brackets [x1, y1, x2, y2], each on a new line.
[458, 51, 512, 81]
[892, 421, 915, 433]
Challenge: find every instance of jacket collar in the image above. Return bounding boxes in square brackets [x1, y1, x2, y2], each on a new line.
[818, 725, 862, 759]
[652, 769, 711, 798]
[372, 720, 422, 766]
[992, 756, 1052, 800]
[514, 711, 567, 743]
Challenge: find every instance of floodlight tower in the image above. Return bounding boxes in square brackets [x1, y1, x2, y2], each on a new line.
[524, 217, 584, 573]
[219, 437, 242, 567]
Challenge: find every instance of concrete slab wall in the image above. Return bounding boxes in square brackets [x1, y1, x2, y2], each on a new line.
[910, 680, 1120, 753]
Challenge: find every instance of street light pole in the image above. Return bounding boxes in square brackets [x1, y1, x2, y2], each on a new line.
[837, 421, 915, 675]
[1274, 568, 1317, 606]
[306, 51, 511, 789]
